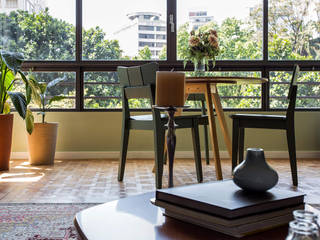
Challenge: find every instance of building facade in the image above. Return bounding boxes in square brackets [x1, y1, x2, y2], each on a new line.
[0, 0, 46, 14]
[114, 12, 166, 60]
[188, 11, 213, 30]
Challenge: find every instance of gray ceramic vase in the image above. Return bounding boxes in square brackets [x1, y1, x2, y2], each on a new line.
[233, 148, 279, 192]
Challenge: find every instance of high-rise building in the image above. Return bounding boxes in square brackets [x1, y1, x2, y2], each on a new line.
[0, 0, 46, 14]
[188, 11, 213, 30]
[114, 12, 166, 59]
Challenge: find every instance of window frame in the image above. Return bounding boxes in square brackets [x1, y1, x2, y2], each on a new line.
[19, 0, 320, 112]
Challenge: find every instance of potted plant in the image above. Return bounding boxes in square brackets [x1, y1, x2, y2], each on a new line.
[27, 75, 66, 165]
[0, 50, 34, 170]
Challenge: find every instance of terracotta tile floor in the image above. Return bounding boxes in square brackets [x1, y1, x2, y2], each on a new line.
[0, 159, 319, 203]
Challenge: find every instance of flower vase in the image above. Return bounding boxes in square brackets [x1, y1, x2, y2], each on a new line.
[233, 148, 279, 192]
[194, 60, 206, 76]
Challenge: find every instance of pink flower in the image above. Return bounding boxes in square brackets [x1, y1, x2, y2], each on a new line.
[209, 29, 218, 37]
[189, 36, 200, 47]
[208, 35, 219, 48]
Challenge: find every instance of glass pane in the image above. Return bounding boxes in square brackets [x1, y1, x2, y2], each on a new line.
[84, 72, 153, 109]
[268, 0, 320, 60]
[270, 71, 320, 108]
[12, 72, 76, 110]
[185, 71, 262, 108]
[84, 72, 121, 109]
[177, 0, 263, 61]
[83, 0, 167, 60]
[0, 0, 75, 60]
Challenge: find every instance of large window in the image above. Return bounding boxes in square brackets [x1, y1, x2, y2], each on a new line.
[0, 0, 319, 111]
[0, 0, 75, 60]
[82, 0, 167, 60]
[177, 0, 263, 60]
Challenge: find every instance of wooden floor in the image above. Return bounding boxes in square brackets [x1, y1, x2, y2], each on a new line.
[0, 158, 319, 203]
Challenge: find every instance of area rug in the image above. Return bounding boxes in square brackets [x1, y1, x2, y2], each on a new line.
[0, 203, 97, 240]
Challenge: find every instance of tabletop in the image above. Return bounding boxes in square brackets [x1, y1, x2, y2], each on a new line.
[74, 191, 298, 240]
[186, 76, 268, 84]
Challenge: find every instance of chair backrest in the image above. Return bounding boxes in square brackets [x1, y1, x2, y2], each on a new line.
[286, 64, 300, 119]
[117, 62, 160, 118]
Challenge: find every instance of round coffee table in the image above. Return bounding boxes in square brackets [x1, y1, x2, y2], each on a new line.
[74, 192, 296, 240]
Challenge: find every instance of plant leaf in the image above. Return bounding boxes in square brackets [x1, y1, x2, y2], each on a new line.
[8, 92, 27, 119]
[0, 50, 24, 74]
[3, 102, 10, 114]
[48, 95, 65, 105]
[25, 109, 34, 135]
[47, 76, 67, 89]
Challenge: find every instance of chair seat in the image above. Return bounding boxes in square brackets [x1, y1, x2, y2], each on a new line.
[130, 114, 208, 130]
[230, 113, 286, 121]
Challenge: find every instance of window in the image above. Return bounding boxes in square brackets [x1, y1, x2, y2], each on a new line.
[0, 0, 75, 60]
[139, 25, 154, 31]
[156, 34, 166, 39]
[156, 26, 166, 31]
[1, 0, 318, 111]
[268, 0, 320, 60]
[270, 71, 320, 109]
[83, 0, 166, 60]
[177, 0, 263, 60]
[139, 33, 155, 39]
[6, 0, 17, 8]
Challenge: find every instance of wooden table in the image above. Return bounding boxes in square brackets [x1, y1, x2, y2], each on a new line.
[185, 76, 268, 180]
[74, 192, 310, 240]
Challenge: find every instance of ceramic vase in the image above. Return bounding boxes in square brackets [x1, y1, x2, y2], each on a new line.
[28, 123, 58, 165]
[233, 148, 279, 192]
[0, 114, 13, 171]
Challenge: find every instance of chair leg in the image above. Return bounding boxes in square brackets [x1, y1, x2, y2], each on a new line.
[232, 119, 240, 171]
[154, 127, 165, 189]
[191, 120, 203, 183]
[239, 128, 245, 163]
[286, 127, 298, 186]
[201, 100, 210, 165]
[118, 127, 130, 181]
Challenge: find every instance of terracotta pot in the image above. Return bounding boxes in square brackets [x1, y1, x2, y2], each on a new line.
[0, 114, 13, 171]
[28, 123, 58, 165]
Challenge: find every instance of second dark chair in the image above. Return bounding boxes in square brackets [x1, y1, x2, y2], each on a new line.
[117, 63, 208, 189]
[229, 65, 300, 186]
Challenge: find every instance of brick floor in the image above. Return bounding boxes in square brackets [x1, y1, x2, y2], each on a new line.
[0, 158, 319, 203]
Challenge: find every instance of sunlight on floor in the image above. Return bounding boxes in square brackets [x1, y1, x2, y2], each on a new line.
[0, 172, 45, 182]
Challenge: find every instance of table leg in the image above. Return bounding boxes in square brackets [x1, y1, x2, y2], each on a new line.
[204, 83, 223, 180]
[211, 85, 232, 158]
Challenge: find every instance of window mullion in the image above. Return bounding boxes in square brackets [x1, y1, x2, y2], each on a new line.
[167, 0, 177, 62]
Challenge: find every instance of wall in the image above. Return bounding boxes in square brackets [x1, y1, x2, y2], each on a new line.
[10, 111, 320, 157]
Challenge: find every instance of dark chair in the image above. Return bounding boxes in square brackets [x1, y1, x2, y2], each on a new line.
[229, 65, 300, 186]
[187, 94, 210, 165]
[117, 62, 208, 189]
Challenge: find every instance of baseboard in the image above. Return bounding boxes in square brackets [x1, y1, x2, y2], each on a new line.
[11, 151, 320, 160]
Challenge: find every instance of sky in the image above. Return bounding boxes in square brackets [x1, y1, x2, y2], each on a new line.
[47, 0, 261, 31]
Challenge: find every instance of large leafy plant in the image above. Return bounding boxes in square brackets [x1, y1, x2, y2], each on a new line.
[28, 75, 66, 124]
[0, 50, 34, 134]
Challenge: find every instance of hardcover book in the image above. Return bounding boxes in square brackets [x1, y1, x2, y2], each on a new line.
[156, 180, 305, 219]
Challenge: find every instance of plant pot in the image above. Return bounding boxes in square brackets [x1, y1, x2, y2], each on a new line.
[27, 123, 58, 165]
[0, 114, 13, 171]
[233, 148, 279, 192]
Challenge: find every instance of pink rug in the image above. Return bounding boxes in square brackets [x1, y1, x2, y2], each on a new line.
[0, 203, 96, 240]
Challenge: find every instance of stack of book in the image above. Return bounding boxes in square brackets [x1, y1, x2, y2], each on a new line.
[152, 180, 305, 238]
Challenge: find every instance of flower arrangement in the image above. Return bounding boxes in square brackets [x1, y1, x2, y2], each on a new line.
[183, 29, 220, 71]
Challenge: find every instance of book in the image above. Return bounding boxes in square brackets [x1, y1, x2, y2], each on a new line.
[151, 199, 304, 238]
[152, 198, 304, 227]
[156, 180, 305, 219]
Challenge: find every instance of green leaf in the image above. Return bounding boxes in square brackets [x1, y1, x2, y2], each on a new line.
[3, 102, 10, 114]
[25, 109, 34, 135]
[48, 95, 65, 105]
[0, 50, 24, 75]
[47, 76, 66, 89]
[8, 92, 27, 119]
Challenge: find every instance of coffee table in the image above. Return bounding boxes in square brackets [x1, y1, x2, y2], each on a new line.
[73, 191, 305, 240]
